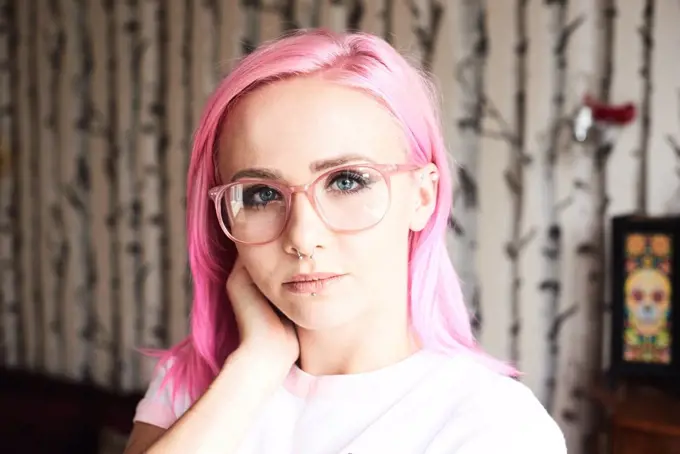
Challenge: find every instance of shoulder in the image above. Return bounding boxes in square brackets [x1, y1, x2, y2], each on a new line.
[424, 353, 566, 454]
[133, 358, 192, 430]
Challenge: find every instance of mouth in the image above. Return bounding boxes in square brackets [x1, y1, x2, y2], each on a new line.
[635, 305, 659, 324]
[282, 273, 346, 294]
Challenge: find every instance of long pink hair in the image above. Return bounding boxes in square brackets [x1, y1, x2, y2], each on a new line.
[156, 29, 516, 403]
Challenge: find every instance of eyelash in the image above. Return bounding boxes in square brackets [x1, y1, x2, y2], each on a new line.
[325, 170, 372, 193]
[237, 167, 376, 209]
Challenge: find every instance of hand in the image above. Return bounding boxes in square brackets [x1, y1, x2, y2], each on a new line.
[226, 257, 299, 370]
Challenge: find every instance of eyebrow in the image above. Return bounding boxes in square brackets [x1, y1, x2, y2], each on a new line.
[230, 153, 376, 182]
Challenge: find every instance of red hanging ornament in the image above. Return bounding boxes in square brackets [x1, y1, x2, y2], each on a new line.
[584, 95, 637, 125]
[572, 94, 637, 143]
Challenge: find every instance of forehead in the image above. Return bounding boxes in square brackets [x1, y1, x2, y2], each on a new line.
[218, 77, 407, 182]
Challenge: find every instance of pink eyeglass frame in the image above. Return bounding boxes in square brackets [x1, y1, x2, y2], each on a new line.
[208, 163, 421, 245]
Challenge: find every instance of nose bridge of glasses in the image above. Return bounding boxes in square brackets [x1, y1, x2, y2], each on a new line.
[285, 181, 326, 228]
[287, 182, 317, 205]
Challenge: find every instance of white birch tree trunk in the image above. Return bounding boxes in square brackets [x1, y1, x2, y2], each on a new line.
[379, 0, 394, 43]
[541, 1, 564, 410]
[668, 150, 680, 212]
[450, 0, 488, 337]
[569, 142, 598, 440]
[297, 0, 322, 28]
[346, 0, 364, 32]
[0, 0, 5, 368]
[0, 0, 8, 366]
[635, 0, 655, 214]
[409, 0, 429, 67]
[43, 0, 69, 378]
[667, 96, 680, 213]
[573, 0, 616, 450]
[100, 0, 124, 390]
[67, 0, 97, 382]
[507, 0, 530, 366]
[128, 0, 146, 390]
[200, 0, 221, 101]
[0, 0, 21, 368]
[279, 0, 298, 31]
[541, 0, 583, 413]
[68, 0, 97, 381]
[328, 0, 347, 33]
[182, 0, 194, 320]
[242, 0, 262, 55]
[118, 0, 143, 391]
[408, 0, 443, 73]
[28, 0, 45, 372]
[139, 0, 165, 383]
[10, 0, 23, 369]
[157, 2, 171, 352]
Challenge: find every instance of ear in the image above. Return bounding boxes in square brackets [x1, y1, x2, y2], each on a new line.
[410, 163, 439, 232]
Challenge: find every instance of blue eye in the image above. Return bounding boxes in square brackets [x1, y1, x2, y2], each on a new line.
[257, 187, 277, 202]
[326, 170, 371, 194]
[243, 185, 281, 206]
[333, 177, 358, 191]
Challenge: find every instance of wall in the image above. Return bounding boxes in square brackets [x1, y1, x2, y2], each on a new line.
[0, 1, 678, 452]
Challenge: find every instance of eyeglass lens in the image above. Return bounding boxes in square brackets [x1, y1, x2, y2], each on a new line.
[217, 166, 390, 243]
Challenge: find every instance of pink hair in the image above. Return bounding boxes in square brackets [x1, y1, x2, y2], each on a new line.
[155, 29, 517, 403]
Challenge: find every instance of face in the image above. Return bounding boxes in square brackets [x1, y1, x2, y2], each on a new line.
[625, 269, 670, 336]
[217, 77, 437, 331]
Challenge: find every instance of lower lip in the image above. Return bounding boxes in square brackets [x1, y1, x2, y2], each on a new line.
[283, 275, 344, 294]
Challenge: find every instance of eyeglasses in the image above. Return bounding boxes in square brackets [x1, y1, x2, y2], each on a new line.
[208, 163, 420, 245]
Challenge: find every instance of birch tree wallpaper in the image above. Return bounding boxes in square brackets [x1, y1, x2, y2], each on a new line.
[1, 0, 679, 452]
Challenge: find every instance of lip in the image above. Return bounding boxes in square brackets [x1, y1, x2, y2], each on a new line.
[282, 273, 346, 294]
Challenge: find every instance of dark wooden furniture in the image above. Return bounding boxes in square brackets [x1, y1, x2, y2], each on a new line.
[0, 367, 142, 454]
[610, 387, 680, 454]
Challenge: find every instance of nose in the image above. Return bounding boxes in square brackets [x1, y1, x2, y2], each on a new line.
[282, 192, 326, 257]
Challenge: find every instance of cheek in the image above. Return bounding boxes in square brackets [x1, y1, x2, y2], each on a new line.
[340, 211, 411, 272]
[379, 195, 415, 242]
[235, 245, 279, 289]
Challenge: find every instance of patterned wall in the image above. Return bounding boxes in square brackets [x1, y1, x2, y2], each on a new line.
[1, 1, 678, 453]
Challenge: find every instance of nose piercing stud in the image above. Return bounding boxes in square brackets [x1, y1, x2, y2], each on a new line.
[293, 248, 314, 260]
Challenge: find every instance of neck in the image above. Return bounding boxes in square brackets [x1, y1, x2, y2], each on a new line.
[295, 305, 419, 376]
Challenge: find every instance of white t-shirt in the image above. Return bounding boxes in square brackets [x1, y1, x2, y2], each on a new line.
[133, 349, 566, 453]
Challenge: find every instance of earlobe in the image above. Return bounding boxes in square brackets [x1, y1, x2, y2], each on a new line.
[410, 164, 439, 232]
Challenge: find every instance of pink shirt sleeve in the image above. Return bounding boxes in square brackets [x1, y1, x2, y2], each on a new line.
[133, 362, 189, 430]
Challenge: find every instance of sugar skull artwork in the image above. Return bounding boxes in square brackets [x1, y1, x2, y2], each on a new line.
[623, 233, 673, 364]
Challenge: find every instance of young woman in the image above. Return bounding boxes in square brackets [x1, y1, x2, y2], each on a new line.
[124, 29, 566, 454]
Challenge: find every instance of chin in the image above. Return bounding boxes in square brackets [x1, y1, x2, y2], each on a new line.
[279, 295, 363, 332]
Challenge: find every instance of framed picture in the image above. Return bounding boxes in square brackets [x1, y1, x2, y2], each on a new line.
[610, 214, 680, 382]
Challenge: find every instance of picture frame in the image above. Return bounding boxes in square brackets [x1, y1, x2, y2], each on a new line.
[610, 214, 680, 383]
